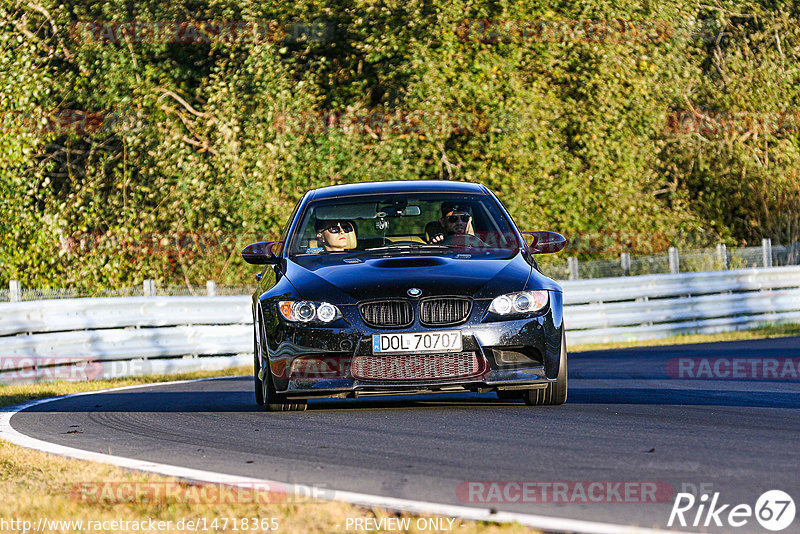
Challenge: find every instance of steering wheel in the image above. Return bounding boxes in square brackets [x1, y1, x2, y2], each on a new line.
[436, 233, 487, 248]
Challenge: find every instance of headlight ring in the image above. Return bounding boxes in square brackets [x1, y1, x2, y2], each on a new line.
[489, 290, 549, 315]
[278, 301, 342, 323]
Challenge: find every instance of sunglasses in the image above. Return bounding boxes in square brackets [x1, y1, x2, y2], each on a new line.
[322, 222, 353, 234]
[446, 214, 471, 224]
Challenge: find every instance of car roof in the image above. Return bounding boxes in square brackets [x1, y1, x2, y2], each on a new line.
[308, 180, 488, 200]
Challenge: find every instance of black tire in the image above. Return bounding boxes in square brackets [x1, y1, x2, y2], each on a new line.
[253, 309, 265, 406]
[523, 332, 567, 406]
[254, 334, 264, 406]
[262, 367, 307, 412]
[254, 311, 306, 411]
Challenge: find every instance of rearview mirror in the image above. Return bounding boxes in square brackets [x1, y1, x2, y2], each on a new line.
[242, 241, 283, 264]
[521, 231, 567, 254]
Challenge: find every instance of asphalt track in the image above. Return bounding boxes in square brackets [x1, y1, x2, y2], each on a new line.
[8, 336, 800, 533]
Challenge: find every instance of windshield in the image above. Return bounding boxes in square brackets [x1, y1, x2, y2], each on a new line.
[288, 192, 522, 256]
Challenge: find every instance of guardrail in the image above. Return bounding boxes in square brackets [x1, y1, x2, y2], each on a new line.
[1, 266, 799, 383]
[563, 266, 800, 343]
[0, 297, 253, 384]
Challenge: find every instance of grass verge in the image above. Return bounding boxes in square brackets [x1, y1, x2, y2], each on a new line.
[1, 370, 535, 534]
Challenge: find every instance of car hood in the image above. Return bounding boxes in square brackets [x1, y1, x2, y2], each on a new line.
[284, 252, 561, 303]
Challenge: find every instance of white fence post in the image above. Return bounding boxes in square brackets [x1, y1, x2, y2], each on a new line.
[567, 257, 579, 280]
[762, 238, 773, 268]
[143, 279, 156, 297]
[9, 280, 21, 303]
[620, 252, 631, 275]
[668, 247, 680, 274]
[716, 244, 728, 269]
[206, 280, 217, 296]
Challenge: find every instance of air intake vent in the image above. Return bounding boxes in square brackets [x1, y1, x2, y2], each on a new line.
[372, 257, 446, 268]
[359, 300, 413, 327]
[352, 352, 481, 380]
[420, 298, 471, 325]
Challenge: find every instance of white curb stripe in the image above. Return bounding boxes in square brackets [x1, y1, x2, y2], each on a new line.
[0, 378, 682, 534]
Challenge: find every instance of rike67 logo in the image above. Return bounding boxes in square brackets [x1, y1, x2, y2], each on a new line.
[669, 490, 796, 531]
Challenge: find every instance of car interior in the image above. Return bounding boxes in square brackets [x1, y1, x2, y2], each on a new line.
[293, 196, 523, 254]
[304, 218, 479, 251]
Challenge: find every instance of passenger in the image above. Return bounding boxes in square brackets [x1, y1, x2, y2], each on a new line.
[315, 219, 355, 252]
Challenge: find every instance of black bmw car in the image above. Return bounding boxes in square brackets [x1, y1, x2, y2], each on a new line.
[242, 180, 567, 411]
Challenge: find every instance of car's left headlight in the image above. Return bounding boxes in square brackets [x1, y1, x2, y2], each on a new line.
[278, 301, 342, 323]
[488, 290, 549, 315]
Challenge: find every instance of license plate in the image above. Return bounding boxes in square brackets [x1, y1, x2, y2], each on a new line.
[372, 331, 462, 354]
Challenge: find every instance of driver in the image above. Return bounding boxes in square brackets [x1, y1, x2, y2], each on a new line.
[428, 202, 472, 244]
[315, 219, 355, 252]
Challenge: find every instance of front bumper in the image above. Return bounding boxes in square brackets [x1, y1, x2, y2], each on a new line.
[262, 294, 564, 399]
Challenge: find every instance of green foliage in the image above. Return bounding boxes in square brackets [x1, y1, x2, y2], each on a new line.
[1, 0, 799, 289]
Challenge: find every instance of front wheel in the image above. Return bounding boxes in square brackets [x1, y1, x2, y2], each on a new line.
[262, 366, 307, 412]
[254, 313, 306, 411]
[254, 354, 265, 406]
[254, 329, 264, 406]
[523, 332, 567, 406]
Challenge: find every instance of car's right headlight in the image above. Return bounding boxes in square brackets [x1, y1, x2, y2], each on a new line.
[488, 290, 549, 315]
[278, 301, 342, 323]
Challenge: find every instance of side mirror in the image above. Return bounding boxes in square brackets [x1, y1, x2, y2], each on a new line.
[521, 231, 567, 254]
[242, 241, 283, 264]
